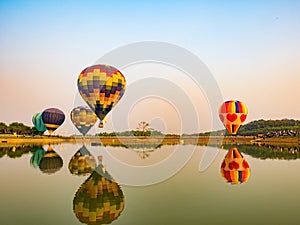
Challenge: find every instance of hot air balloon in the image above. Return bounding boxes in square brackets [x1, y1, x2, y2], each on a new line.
[77, 64, 126, 128]
[41, 108, 65, 135]
[32, 113, 47, 133]
[30, 148, 46, 169]
[70, 106, 97, 136]
[219, 100, 248, 135]
[73, 163, 125, 225]
[39, 146, 63, 175]
[220, 147, 250, 185]
[68, 145, 96, 176]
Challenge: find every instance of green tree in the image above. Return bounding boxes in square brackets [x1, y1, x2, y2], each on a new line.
[31, 127, 44, 135]
[136, 121, 151, 136]
[0, 122, 8, 134]
[8, 122, 32, 135]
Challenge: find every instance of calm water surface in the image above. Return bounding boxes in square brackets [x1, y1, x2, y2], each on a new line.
[1, 143, 300, 225]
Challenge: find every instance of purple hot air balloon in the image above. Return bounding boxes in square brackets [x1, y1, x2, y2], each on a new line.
[41, 108, 65, 135]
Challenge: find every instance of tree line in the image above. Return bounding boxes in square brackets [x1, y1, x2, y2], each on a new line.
[2, 119, 300, 137]
[237, 119, 300, 136]
[0, 122, 42, 135]
[96, 121, 179, 137]
[185, 119, 300, 137]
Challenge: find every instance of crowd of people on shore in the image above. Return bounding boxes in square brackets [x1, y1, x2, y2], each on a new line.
[263, 129, 299, 138]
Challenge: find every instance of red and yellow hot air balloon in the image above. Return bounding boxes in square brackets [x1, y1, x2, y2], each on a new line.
[220, 147, 250, 185]
[219, 100, 248, 135]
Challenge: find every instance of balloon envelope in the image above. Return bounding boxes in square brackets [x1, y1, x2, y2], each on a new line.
[30, 148, 46, 169]
[77, 64, 126, 128]
[70, 106, 97, 135]
[219, 100, 248, 135]
[42, 108, 65, 135]
[220, 147, 250, 184]
[39, 146, 63, 175]
[68, 146, 96, 176]
[73, 164, 125, 225]
[32, 113, 47, 132]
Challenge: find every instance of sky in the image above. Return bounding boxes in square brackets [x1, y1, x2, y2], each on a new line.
[0, 0, 300, 135]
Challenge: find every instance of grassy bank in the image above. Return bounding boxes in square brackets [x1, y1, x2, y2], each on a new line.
[1, 134, 299, 147]
[0, 134, 76, 146]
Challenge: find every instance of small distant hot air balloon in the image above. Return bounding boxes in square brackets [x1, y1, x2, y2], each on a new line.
[73, 163, 125, 225]
[32, 113, 47, 133]
[219, 100, 248, 135]
[41, 108, 65, 135]
[220, 147, 250, 185]
[68, 145, 96, 176]
[77, 64, 126, 128]
[39, 146, 63, 175]
[70, 106, 97, 136]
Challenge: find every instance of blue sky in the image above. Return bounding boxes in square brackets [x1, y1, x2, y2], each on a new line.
[0, 0, 300, 134]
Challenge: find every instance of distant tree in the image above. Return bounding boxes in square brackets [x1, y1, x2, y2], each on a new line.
[137, 121, 150, 132]
[8, 122, 32, 135]
[136, 121, 151, 136]
[0, 122, 8, 134]
[31, 127, 44, 135]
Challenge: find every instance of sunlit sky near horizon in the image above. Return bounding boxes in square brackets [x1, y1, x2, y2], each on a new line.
[1, 0, 300, 135]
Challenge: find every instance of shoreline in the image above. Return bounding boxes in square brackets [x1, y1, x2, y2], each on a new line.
[1, 135, 299, 147]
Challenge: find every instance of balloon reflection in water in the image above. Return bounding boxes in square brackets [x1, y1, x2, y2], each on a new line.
[73, 163, 125, 225]
[30, 148, 46, 169]
[68, 145, 96, 176]
[39, 146, 63, 175]
[220, 147, 250, 185]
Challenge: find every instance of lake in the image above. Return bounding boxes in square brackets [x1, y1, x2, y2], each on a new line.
[1, 143, 300, 225]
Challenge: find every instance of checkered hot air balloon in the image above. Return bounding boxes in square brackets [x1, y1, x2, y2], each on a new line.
[41, 108, 65, 135]
[77, 65, 126, 128]
[68, 145, 96, 176]
[73, 163, 125, 225]
[220, 147, 251, 185]
[219, 100, 248, 135]
[70, 106, 98, 136]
